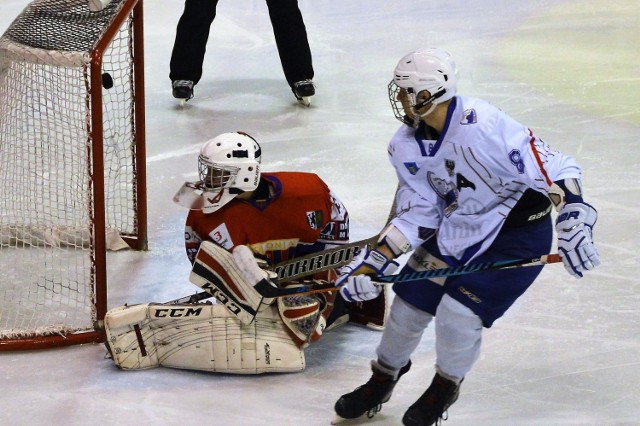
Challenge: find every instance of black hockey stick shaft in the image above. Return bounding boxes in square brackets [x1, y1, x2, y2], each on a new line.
[252, 253, 562, 298]
[378, 253, 561, 283]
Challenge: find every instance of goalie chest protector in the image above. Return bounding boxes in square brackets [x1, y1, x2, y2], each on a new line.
[186, 172, 335, 262]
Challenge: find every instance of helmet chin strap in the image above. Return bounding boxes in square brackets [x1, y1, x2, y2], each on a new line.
[407, 102, 437, 127]
[410, 88, 446, 125]
[418, 102, 438, 118]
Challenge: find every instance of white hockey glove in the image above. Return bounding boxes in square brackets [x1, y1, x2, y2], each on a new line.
[336, 246, 398, 302]
[556, 202, 601, 278]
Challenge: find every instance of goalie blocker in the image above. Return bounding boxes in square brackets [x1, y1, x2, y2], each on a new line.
[189, 242, 275, 325]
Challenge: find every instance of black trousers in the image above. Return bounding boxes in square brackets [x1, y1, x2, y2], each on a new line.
[169, 0, 314, 87]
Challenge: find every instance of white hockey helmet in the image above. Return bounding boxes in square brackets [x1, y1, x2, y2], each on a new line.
[173, 131, 261, 213]
[388, 47, 458, 124]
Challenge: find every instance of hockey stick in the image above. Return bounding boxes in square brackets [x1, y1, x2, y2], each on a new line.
[165, 186, 400, 306]
[271, 235, 378, 281]
[163, 235, 378, 305]
[264, 185, 397, 282]
[250, 253, 562, 298]
[378, 253, 562, 283]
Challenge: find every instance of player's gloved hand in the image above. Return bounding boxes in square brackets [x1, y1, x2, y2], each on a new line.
[556, 202, 601, 278]
[336, 246, 398, 302]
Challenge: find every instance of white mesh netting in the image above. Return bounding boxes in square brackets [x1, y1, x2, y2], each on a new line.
[0, 0, 142, 341]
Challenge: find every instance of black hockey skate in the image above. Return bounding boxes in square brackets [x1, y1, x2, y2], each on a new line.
[172, 79, 194, 104]
[402, 373, 462, 426]
[291, 79, 315, 106]
[333, 360, 411, 423]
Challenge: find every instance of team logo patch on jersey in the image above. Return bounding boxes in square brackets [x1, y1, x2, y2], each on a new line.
[306, 210, 323, 230]
[461, 109, 477, 125]
[445, 159, 455, 176]
[404, 162, 420, 175]
[509, 149, 525, 174]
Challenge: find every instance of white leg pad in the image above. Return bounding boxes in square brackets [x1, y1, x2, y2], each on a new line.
[104, 303, 305, 374]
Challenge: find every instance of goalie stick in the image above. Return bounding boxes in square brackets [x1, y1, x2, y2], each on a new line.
[271, 235, 379, 282]
[164, 235, 379, 305]
[248, 253, 562, 298]
[266, 186, 398, 282]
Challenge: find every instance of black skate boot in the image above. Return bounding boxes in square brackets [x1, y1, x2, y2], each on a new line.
[172, 80, 194, 103]
[402, 372, 462, 426]
[333, 359, 411, 422]
[291, 79, 315, 106]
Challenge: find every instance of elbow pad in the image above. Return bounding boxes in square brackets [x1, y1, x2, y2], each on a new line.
[377, 224, 412, 257]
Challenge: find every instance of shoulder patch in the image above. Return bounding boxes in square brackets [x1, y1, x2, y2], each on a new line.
[509, 149, 525, 174]
[461, 109, 477, 125]
[306, 210, 323, 230]
[404, 162, 420, 175]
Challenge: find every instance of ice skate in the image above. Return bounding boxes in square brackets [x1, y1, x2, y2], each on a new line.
[292, 79, 315, 107]
[332, 360, 411, 424]
[172, 80, 194, 106]
[401, 372, 462, 426]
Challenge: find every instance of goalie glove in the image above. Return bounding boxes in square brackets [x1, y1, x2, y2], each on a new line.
[336, 246, 398, 302]
[556, 202, 601, 278]
[278, 293, 325, 348]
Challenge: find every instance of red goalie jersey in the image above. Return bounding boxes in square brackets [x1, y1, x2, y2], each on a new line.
[184, 172, 350, 265]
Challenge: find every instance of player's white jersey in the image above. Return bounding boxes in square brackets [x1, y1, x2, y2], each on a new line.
[389, 95, 581, 261]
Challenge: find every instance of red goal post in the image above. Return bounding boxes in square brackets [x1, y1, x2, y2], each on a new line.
[0, 0, 147, 350]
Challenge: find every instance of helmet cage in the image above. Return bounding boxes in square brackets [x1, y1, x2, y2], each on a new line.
[198, 157, 240, 192]
[388, 81, 446, 125]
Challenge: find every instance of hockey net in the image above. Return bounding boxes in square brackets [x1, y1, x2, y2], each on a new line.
[0, 0, 147, 350]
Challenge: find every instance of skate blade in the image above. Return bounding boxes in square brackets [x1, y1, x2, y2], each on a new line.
[331, 412, 381, 424]
[330, 414, 347, 425]
[296, 96, 311, 107]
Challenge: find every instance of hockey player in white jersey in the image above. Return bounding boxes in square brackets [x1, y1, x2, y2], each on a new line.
[331, 47, 601, 425]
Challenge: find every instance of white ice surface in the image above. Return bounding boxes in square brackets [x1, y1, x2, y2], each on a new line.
[1, 0, 639, 425]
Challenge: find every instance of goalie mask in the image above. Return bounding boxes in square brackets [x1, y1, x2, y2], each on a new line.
[173, 132, 262, 213]
[388, 47, 458, 126]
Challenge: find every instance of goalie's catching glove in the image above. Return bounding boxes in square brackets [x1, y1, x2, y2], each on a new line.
[556, 202, 601, 278]
[336, 246, 398, 302]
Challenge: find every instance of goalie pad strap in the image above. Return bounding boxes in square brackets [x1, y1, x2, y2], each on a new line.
[133, 324, 146, 357]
